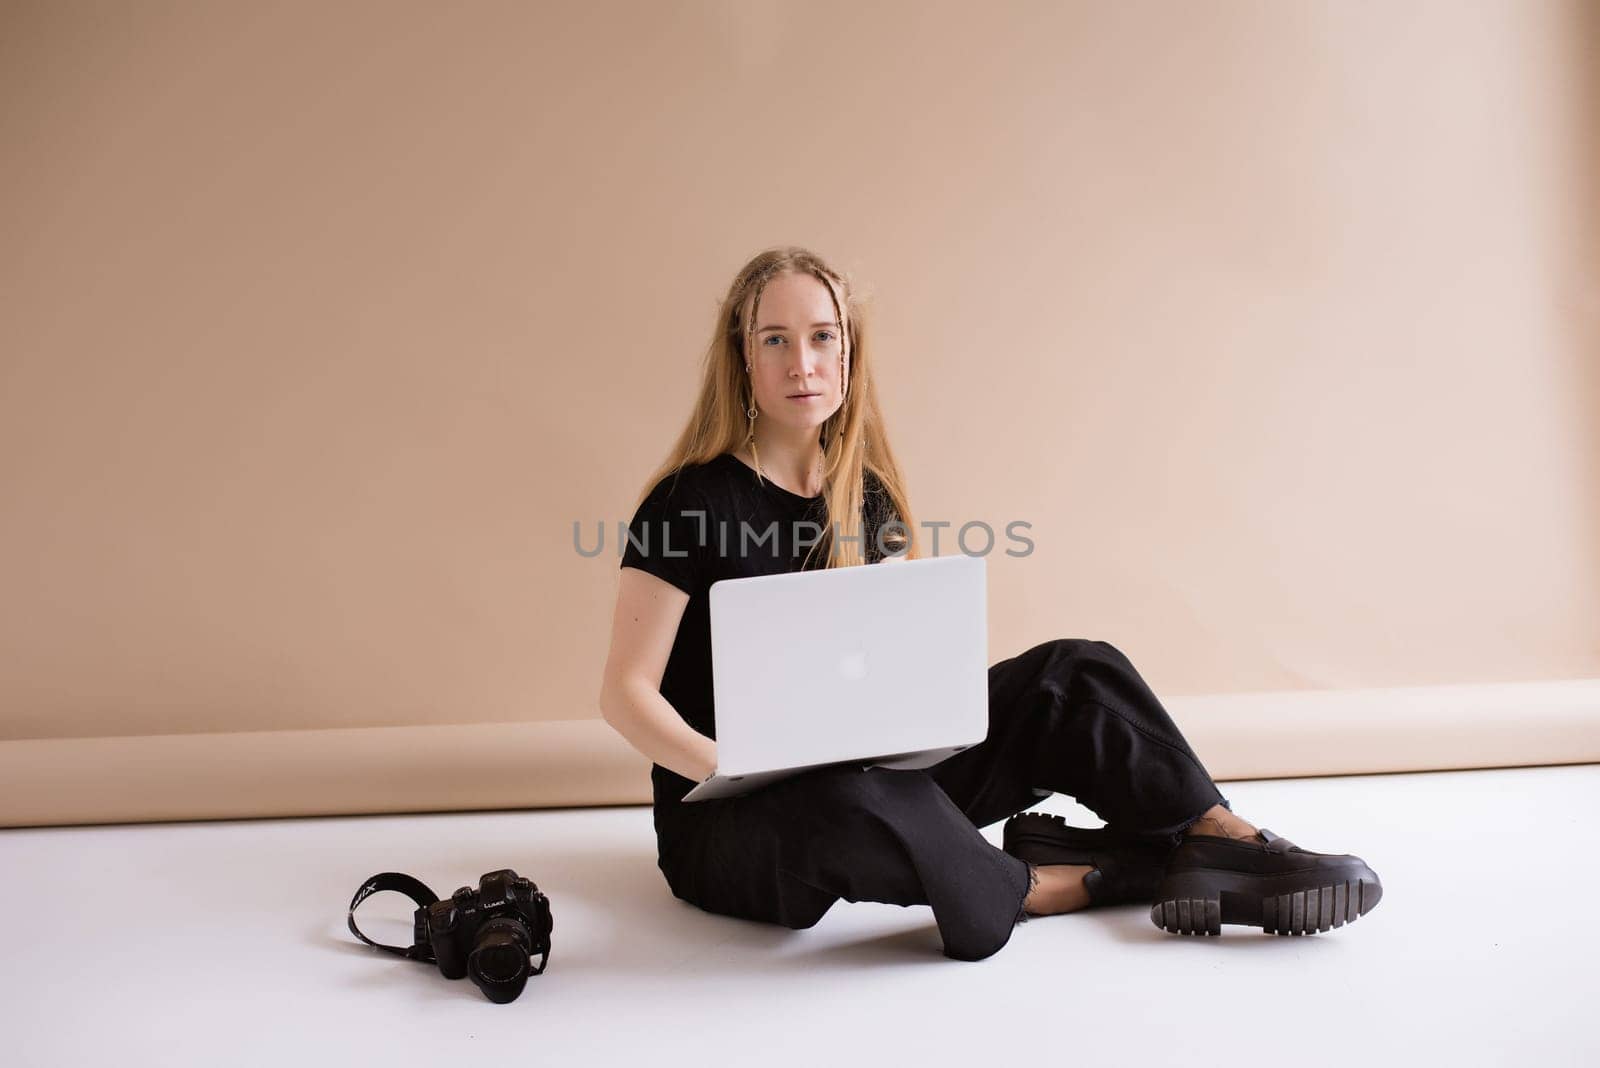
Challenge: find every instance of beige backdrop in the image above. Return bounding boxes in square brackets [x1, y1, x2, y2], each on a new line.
[3, 0, 1597, 826]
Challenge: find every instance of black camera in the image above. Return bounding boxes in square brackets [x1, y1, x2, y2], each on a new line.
[348, 868, 553, 1004]
[424, 869, 552, 1002]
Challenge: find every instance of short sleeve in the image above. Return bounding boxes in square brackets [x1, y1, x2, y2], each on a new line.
[620, 474, 710, 595]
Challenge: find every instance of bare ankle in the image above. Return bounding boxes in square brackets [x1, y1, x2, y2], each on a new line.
[1183, 806, 1260, 842]
[1023, 863, 1095, 916]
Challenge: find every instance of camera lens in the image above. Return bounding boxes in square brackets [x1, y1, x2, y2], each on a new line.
[473, 942, 524, 984]
[467, 916, 531, 1004]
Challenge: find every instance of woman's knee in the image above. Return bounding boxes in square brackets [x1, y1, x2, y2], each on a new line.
[1043, 636, 1126, 658]
[1031, 637, 1137, 679]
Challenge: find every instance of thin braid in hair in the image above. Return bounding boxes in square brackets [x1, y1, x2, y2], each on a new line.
[743, 265, 781, 481]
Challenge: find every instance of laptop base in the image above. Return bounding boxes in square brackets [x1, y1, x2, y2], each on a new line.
[681, 743, 972, 802]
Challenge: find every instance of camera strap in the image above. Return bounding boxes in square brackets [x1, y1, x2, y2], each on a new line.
[347, 872, 441, 964]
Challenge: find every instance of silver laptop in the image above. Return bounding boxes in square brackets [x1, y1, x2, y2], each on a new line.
[682, 553, 989, 802]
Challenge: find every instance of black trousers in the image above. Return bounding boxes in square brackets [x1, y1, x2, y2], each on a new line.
[656, 638, 1232, 961]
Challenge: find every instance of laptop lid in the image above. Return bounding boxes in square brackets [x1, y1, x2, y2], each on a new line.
[706, 553, 989, 777]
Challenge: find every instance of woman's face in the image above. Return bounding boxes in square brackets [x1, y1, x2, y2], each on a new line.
[745, 271, 846, 433]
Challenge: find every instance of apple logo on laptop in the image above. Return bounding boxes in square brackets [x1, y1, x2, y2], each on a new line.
[837, 648, 869, 681]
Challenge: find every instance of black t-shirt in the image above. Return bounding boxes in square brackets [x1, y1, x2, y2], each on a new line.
[618, 452, 899, 840]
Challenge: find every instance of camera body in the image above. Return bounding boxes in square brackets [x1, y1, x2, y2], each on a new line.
[419, 868, 553, 1003]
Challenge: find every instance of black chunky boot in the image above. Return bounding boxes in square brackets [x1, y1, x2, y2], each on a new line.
[1149, 828, 1384, 936]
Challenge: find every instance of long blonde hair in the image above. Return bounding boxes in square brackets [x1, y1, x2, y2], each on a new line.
[636, 246, 919, 567]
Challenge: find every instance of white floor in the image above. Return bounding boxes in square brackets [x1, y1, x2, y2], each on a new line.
[5, 764, 1596, 1067]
